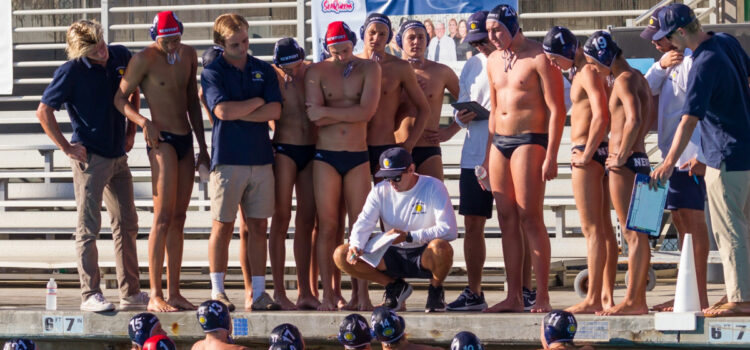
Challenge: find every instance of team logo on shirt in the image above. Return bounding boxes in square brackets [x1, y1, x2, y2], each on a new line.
[252, 70, 264, 82]
[115, 66, 126, 78]
[412, 201, 426, 215]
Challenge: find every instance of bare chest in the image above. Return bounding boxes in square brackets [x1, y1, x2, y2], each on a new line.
[320, 69, 364, 104]
[491, 60, 539, 93]
[415, 69, 446, 104]
[142, 60, 190, 93]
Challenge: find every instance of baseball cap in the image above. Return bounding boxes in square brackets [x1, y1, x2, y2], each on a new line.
[652, 4, 697, 41]
[374, 147, 413, 178]
[465, 11, 489, 43]
[640, 7, 667, 40]
[338, 314, 373, 349]
[128, 313, 161, 347]
[543, 310, 577, 345]
[583, 30, 620, 68]
[543, 26, 577, 61]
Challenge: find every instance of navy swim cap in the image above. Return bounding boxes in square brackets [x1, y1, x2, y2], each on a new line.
[269, 341, 300, 350]
[360, 13, 393, 43]
[274, 37, 305, 67]
[487, 4, 519, 37]
[270, 323, 305, 350]
[128, 312, 161, 346]
[196, 300, 231, 333]
[371, 306, 405, 344]
[2, 339, 36, 350]
[338, 313, 373, 349]
[583, 30, 620, 68]
[543, 26, 578, 61]
[451, 331, 483, 350]
[396, 20, 429, 48]
[202, 45, 223, 67]
[143, 335, 176, 350]
[543, 310, 577, 345]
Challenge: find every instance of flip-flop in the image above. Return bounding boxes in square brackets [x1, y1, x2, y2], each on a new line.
[703, 303, 750, 318]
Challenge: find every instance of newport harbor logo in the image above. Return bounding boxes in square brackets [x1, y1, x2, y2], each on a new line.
[322, 0, 355, 13]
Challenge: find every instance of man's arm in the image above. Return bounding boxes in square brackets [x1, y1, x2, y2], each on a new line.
[212, 99, 268, 121]
[398, 62, 431, 151]
[114, 53, 161, 148]
[577, 67, 609, 164]
[186, 50, 209, 167]
[650, 114, 699, 187]
[36, 103, 86, 162]
[124, 88, 139, 152]
[200, 67, 268, 122]
[481, 55, 498, 171]
[306, 61, 382, 123]
[537, 53, 566, 180]
[409, 180, 458, 244]
[611, 78, 642, 166]
[348, 187, 382, 250]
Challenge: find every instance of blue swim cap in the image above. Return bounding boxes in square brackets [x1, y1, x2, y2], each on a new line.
[338, 313, 373, 349]
[583, 31, 620, 68]
[371, 306, 405, 344]
[543, 26, 578, 61]
[396, 20, 430, 48]
[269, 341, 300, 350]
[451, 331, 483, 350]
[128, 312, 161, 347]
[270, 323, 305, 350]
[487, 4, 519, 37]
[543, 310, 577, 345]
[274, 37, 305, 67]
[196, 300, 231, 333]
[360, 13, 393, 43]
[2, 339, 36, 350]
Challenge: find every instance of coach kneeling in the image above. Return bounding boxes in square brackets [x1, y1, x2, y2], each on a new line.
[334, 147, 457, 313]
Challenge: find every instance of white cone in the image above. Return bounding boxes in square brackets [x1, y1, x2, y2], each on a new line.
[673, 234, 701, 313]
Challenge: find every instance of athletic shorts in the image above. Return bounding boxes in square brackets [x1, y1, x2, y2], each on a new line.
[665, 169, 706, 211]
[210, 164, 274, 221]
[458, 168, 493, 218]
[381, 245, 433, 279]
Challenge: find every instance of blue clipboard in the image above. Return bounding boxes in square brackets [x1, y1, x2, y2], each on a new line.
[626, 173, 669, 237]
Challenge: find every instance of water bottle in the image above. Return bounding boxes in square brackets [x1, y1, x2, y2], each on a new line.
[46, 278, 57, 310]
[196, 153, 210, 183]
[474, 165, 491, 192]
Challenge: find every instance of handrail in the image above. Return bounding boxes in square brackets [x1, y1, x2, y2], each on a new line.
[519, 10, 648, 19]
[13, 8, 100, 15]
[108, 2, 297, 13]
[109, 19, 297, 31]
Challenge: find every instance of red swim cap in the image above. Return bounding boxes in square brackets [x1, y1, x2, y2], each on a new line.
[325, 21, 354, 48]
[151, 11, 183, 40]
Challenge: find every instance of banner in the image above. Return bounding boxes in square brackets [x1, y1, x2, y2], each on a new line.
[311, 0, 517, 63]
[0, 0, 13, 94]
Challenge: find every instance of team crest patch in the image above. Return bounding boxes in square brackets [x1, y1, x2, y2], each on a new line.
[412, 201, 426, 215]
[252, 70, 264, 82]
[115, 66, 126, 77]
[344, 332, 355, 341]
[649, 18, 655, 26]
[470, 23, 477, 30]
[383, 158, 392, 168]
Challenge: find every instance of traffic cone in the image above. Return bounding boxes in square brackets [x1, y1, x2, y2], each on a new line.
[673, 233, 701, 313]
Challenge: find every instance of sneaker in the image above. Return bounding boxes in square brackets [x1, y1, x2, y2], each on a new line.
[213, 292, 236, 312]
[251, 292, 282, 311]
[81, 293, 115, 312]
[382, 278, 413, 310]
[523, 287, 537, 312]
[425, 285, 446, 313]
[446, 286, 487, 311]
[119, 291, 149, 310]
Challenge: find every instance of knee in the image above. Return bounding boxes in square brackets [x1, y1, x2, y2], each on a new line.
[333, 244, 350, 270]
[154, 210, 174, 228]
[272, 210, 292, 225]
[427, 239, 453, 259]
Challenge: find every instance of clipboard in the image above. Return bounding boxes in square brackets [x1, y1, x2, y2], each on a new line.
[451, 101, 490, 121]
[360, 233, 398, 268]
[626, 173, 669, 237]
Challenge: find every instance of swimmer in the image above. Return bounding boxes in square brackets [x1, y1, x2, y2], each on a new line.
[192, 300, 249, 350]
[269, 323, 305, 350]
[539, 310, 595, 350]
[451, 331, 483, 350]
[128, 313, 167, 350]
[370, 307, 441, 350]
[338, 314, 373, 350]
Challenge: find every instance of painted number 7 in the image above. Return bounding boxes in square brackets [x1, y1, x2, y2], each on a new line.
[554, 32, 565, 45]
[737, 324, 746, 340]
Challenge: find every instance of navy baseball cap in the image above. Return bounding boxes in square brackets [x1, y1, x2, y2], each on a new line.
[543, 310, 577, 345]
[543, 26, 577, 61]
[375, 147, 413, 178]
[640, 7, 667, 40]
[465, 11, 489, 43]
[583, 31, 620, 68]
[652, 4, 697, 41]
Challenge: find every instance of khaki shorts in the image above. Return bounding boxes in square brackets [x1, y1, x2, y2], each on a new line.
[210, 164, 274, 222]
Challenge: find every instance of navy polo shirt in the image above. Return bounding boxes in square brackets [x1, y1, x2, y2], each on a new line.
[41, 45, 132, 158]
[682, 32, 750, 171]
[201, 54, 282, 169]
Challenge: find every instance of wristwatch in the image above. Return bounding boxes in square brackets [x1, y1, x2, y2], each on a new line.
[405, 231, 413, 243]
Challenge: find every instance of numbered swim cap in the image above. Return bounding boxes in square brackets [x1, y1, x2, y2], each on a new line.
[371, 306, 405, 344]
[487, 4, 519, 38]
[142, 335, 176, 350]
[270, 323, 305, 350]
[338, 313, 373, 349]
[451, 331, 483, 350]
[128, 313, 161, 347]
[543, 310, 577, 345]
[269, 341, 300, 350]
[583, 30, 620, 68]
[543, 26, 578, 61]
[196, 299, 231, 333]
[2, 339, 36, 350]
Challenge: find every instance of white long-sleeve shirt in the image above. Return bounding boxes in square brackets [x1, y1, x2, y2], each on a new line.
[349, 175, 458, 250]
[645, 49, 705, 168]
[453, 53, 490, 169]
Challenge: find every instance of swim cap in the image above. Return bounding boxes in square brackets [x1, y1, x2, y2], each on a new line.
[270, 323, 305, 350]
[583, 31, 620, 68]
[196, 300, 231, 333]
[370, 306, 405, 344]
[338, 314, 373, 349]
[360, 13, 393, 43]
[202, 45, 223, 67]
[143, 335, 176, 350]
[325, 21, 357, 49]
[128, 313, 161, 347]
[487, 4, 519, 38]
[451, 331, 483, 350]
[150, 11, 183, 41]
[269, 341, 299, 350]
[396, 20, 430, 48]
[465, 11, 489, 43]
[543, 310, 577, 345]
[543, 26, 578, 61]
[2, 339, 36, 350]
[274, 37, 305, 67]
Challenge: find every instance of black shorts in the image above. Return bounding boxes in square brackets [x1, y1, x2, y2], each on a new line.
[665, 169, 706, 211]
[381, 245, 433, 279]
[458, 168, 493, 218]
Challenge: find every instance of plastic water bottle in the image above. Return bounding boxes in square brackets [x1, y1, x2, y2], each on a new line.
[46, 278, 57, 310]
[474, 165, 491, 191]
[196, 153, 210, 183]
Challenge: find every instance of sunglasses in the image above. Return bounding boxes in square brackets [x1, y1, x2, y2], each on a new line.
[385, 175, 402, 183]
[665, 30, 677, 40]
[469, 39, 489, 48]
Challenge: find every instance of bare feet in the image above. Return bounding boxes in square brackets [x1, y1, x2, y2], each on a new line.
[274, 294, 297, 311]
[148, 296, 178, 312]
[167, 294, 196, 310]
[483, 296, 524, 313]
[565, 300, 603, 314]
[339, 295, 352, 310]
[703, 302, 750, 317]
[244, 294, 254, 312]
[318, 295, 338, 311]
[296, 295, 321, 310]
[651, 299, 674, 312]
[596, 300, 648, 316]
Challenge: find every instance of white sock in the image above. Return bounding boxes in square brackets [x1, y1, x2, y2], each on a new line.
[251, 276, 265, 302]
[210, 272, 225, 298]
